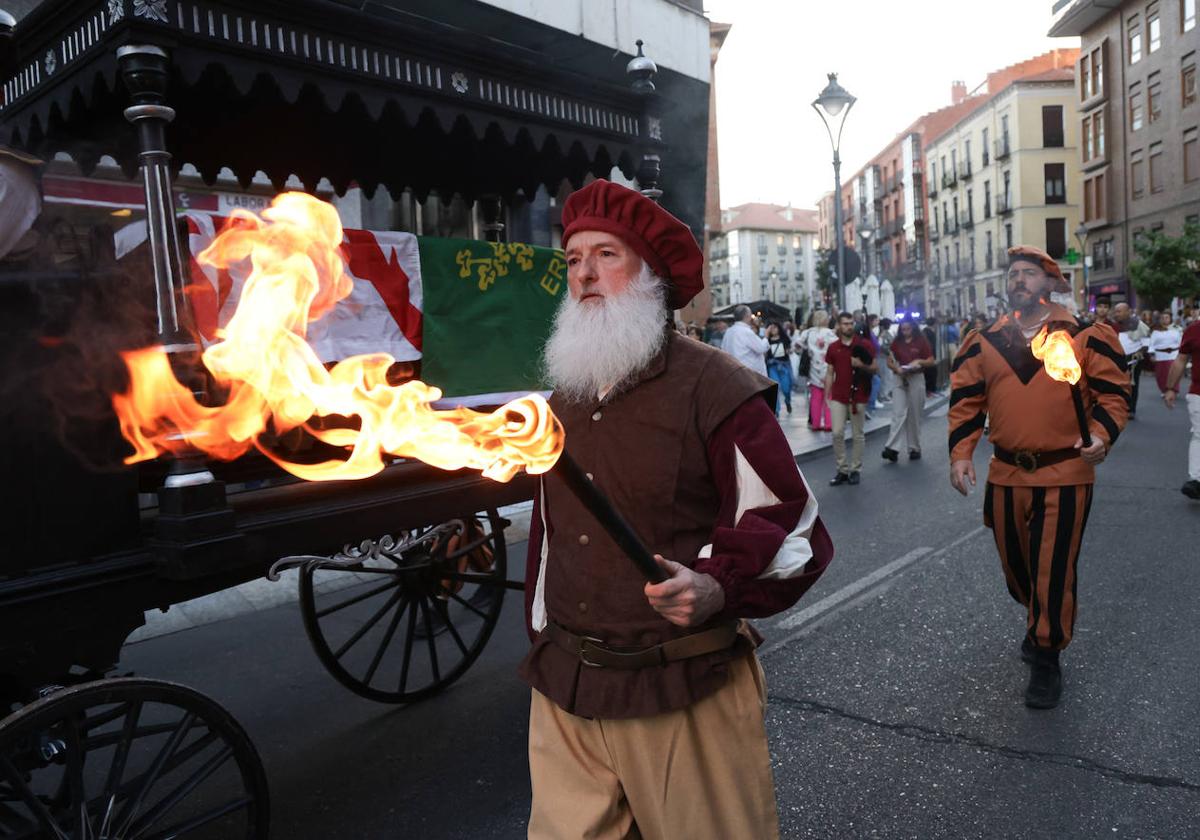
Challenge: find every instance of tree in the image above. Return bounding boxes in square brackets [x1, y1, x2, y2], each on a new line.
[1128, 222, 1200, 309]
[815, 248, 835, 303]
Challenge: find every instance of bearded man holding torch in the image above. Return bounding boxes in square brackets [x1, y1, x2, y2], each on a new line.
[948, 246, 1129, 709]
[518, 180, 833, 839]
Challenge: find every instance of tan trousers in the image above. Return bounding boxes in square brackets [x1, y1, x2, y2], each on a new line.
[884, 372, 926, 454]
[527, 654, 779, 840]
[829, 399, 865, 473]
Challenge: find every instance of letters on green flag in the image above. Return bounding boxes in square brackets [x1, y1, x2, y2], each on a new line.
[418, 237, 565, 403]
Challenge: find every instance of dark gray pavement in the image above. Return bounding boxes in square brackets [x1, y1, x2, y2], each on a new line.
[121, 378, 1200, 839]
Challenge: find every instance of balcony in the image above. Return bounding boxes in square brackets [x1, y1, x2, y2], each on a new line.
[997, 194, 1013, 215]
[913, 204, 926, 226]
[942, 169, 958, 189]
[983, 201, 992, 219]
[930, 225, 941, 242]
[962, 213, 975, 229]
[960, 161, 973, 180]
[928, 179, 939, 198]
[982, 150, 990, 167]
[945, 218, 960, 235]
[985, 251, 994, 270]
[995, 136, 1011, 160]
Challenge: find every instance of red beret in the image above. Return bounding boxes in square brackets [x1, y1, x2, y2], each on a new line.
[1007, 245, 1070, 293]
[561, 179, 704, 309]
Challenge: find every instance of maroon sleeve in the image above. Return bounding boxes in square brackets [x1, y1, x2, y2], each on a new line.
[523, 480, 545, 643]
[1181, 323, 1200, 355]
[693, 397, 833, 619]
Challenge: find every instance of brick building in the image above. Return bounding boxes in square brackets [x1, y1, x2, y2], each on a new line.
[1050, 0, 1200, 305]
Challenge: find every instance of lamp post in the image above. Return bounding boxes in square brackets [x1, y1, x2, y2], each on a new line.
[813, 73, 856, 314]
[769, 268, 779, 304]
[1074, 223, 1089, 310]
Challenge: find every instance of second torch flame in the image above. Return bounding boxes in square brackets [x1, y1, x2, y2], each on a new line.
[111, 192, 564, 482]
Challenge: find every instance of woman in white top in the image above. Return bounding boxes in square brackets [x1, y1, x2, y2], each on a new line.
[798, 310, 837, 431]
[1149, 311, 1183, 393]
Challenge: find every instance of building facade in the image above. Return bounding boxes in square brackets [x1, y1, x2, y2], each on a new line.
[1051, 0, 1200, 305]
[925, 68, 1084, 318]
[708, 203, 819, 312]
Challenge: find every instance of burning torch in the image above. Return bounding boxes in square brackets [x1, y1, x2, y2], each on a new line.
[1031, 326, 1092, 448]
[112, 192, 667, 583]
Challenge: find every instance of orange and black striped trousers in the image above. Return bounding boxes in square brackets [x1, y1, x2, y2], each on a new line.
[983, 483, 1094, 651]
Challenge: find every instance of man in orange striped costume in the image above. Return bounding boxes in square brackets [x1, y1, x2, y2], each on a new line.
[948, 246, 1129, 709]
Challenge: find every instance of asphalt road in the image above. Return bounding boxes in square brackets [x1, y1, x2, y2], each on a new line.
[122, 382, 1200, 839]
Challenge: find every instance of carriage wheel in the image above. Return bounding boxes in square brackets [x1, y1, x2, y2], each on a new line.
[0, 677, 269, 840]
[299, 509, 508, 704]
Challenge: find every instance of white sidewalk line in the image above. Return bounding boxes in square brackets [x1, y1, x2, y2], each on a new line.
[760, 524, 989, 657]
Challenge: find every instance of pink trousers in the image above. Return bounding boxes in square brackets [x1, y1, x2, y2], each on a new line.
[809, 385, 832, 430]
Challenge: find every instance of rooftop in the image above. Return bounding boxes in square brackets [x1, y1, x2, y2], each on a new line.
[719, 203, 819, 233]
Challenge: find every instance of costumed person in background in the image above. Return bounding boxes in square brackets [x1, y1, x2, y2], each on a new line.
[521, 180, 833, 840]
[1111, 301, 1149, 418]
[881, 319, 935, 463]
[1163, 316, 1200, 500]
[825, 311, 877, 486]
[765, 321, 794, 416]
[1092, 295, 1113, 327]
[1148, 311, 1182, 394]
[799, 310, 836, 431]
[948, 246, 1129, 709]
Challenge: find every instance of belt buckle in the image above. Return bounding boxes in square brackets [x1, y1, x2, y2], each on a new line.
[1013, 449, 1039, 473]
[577, 635, 606, 668]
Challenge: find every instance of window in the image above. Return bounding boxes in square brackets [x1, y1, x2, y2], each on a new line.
[951, 148, 958, 177]
[1084, 171, 1107, 221]
[1185, 0, 1197, 32]
[1082, 115, 1094, 161]
[1130, 84, 1144, 131]
[1092, 44, 1105, 97]
[985, 231, 994, 269]
[984, 180, 992, 217]
[793, 234, 802, 251]
[953, 196, 959, 225]
[1131, 149, 1146, 198]
[1148, 72, 1163, 123]
[1080, 54, 1091, 101]
[1003, 170, 1011, 204]
[1042, 106, 1065, 147]
[1044, 163, 1066, 204]
[1045, 218, 1067, 259]
[966, 188, 974, 222]
[1129, 15, 1142, 64]
[757, 233, 766, 252]
[1082, 108, 1107, 162]
[1184, 57, 1197, 107]
[1185, 128, 1199, 182]
[1149, 143, 1163, 193]
[965, 139, 972, 171]
[1148, 3, 1161, 52]
[1005, 223, 1013, 250]
[982, 128, 990, 165]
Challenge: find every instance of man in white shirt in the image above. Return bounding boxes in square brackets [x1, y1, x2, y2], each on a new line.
[1113, 302, 1149, 418]
[722, 304, 769, 376]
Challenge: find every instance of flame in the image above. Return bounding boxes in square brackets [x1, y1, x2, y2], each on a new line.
[111, 192, 563, 482]
[1030, 326, 1082, 385]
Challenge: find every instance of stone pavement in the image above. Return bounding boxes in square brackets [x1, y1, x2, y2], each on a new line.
[779, 386, 949, 458]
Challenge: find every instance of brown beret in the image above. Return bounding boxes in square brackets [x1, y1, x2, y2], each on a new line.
[1007, 245, 1070, 293]
[561, 179, 704, 309]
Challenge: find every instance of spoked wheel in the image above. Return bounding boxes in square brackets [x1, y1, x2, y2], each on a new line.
[299, 510, 509, 704]
[0, 677, 269, 840]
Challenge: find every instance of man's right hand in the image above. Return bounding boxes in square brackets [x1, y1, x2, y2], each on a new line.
[1164, 389, 1177, 409]
[950, 459, 976, 496]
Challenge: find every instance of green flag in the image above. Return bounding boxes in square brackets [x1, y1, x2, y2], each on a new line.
[418, 237, 566, 404]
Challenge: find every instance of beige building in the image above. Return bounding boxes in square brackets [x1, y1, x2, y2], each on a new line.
[1050, 0, 1200, 306]
[708, 203, 819, 312]
[925, 68, 1084, 318]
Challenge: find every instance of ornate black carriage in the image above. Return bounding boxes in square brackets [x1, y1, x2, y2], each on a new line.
[0, 1, 707, 836]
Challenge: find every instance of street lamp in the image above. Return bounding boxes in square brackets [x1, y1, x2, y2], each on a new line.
[813, 72, 857, 313]
[1074, 223, 1089, 310]
[769, 267, 779, 304]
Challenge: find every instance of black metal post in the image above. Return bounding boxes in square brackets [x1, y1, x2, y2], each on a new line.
[480, 194, 505, 243]
[552, 451, 667, 584]
[627, 40, 663, 203]
[117, 44, 193, 353]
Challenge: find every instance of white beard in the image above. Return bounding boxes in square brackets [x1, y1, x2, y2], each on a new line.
[543, 263, 668, 404]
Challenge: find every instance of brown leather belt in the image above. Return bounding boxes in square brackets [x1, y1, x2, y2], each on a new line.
[544, 621, 739, 669]
[993, 445, 1080, 473]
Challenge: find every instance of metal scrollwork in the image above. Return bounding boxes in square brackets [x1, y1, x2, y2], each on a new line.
[451, 71, 469, 94]
[267, 520, 465, 580]
[43, 49, 56, 75]
[108, 0, 126, 21]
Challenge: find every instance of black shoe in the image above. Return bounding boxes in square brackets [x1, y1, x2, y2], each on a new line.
[881, 447, 899, 462]
[830, 472, 850, 486]
[909, 449, 922, 460]
[786, 404, 793, 415]
[1024, 649, 1062, 709]
[1182, 480, 1200, 500]
[1020, 638, 1036, 665]
[848, 471, 861, 485]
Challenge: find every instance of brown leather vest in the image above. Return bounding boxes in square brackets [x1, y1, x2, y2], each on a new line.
[518, 332, 774, 719]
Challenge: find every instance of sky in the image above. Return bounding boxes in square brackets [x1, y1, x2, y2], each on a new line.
[703, 0, 1078, 210]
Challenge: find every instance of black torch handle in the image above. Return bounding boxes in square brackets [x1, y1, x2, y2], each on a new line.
[1070, 383, 1093, 448]
[552, 451, 668, 584]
